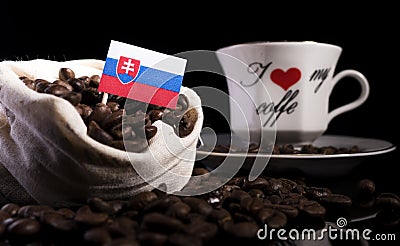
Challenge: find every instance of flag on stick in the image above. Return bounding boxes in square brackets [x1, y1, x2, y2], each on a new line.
[99, 40, 187, 108]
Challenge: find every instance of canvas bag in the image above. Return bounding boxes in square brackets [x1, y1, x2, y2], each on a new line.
[0, 59, 203, 207]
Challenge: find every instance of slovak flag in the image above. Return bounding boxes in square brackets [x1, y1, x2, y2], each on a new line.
[99, 40, 187, 108]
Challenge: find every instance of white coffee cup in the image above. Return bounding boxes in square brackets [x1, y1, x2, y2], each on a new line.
[216, 41, 370, 145]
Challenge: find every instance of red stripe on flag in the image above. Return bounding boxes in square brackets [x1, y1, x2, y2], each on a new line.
[99, 74, 132, 98]
[99, 74, 179, 108]
[128, 83, 179, 109]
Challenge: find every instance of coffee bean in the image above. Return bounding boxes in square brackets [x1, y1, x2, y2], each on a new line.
[145, 125, 158, 140]
[182, 197, 213, 216]
[107, 101, 120, 112]
[87, 103, 112, 124]
[168, 232, 202, 246]
[375, 193, 400, 209]
[35, 79, 50, 93]
[142, 212, 184, 233]
[357, 179, 376, 197]
[0, 210, 10, 222]
[319, 194, 352, 207]
[74, 205, 109, 227]
[105, 238, 140, 246]
[299, 201, 326, 219]
[84, 227, 112, 245]
[184, 221, 218, 241]
[209, 208, 232, 226]
[128, 191, 158, 210]
[59, 68, 76, 81]
[148, 109, 164, 122]
[7, 218, 41, 238]
[179, 108, 198, 137]
[87, 121, 114, 146]
[89, 75, 101, 88]
[17, 205, 54, 219]
[242, 177, 269, 191]
[21, 77, 36, 90]
[166, 202, 191, 219]
[40, 210, 77, 231]
[107, 216, 137, 238]
[137, 231, 168, 245]
[223, 221, 259, 238]
[1, 203, 20, 217]
[68, 78, 86, 92]
[61, 91, 82, 106]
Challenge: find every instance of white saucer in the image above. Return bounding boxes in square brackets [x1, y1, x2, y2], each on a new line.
[196, 133, 396, 177]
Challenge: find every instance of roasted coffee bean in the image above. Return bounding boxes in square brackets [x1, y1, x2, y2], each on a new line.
[223, 221, 259, 238]
[1, 203, 20, 217]
[305, 187, 332, 199]
[84, 227, 112, 245]
[89, 74, 101, 88]
[319, 193, 352, 207]
[137, 231, 168, 245]
[257, 208, 287, 228]
[107, 216, 137, 238]
[78, 76, 91, 86]
[56, 208, 76, 219]
[87, 103, 112, 124]
[209, 208, 232, 226]
[76, 104, 93, 119]
[242, 177, 269, 191]
[88, 121, 114, 146]
[269, 204, 299, 219]
[179, 108, 198, 137]
[40, 210, 76, 231]
[87, 197, 118, 215]
[230, 189, 251, 202]
[299, 201, 326, 219]
[0, 223, 5, 238]
[248, 189, 265, 199]
[128, 191, 158, 210]
[184, 221, 218, 241]
[61, 91, 82, 106]
[17, 205, 54, 218]
[148, 109, 164, 122]
[59, 68, 75, 81]
[141, 212, 184, 233]
[375, 193, 400, 209]
[44, 84, 70, 96]
[0, 210, 10, 222]
[182, 197, 213, 216]
[107, 101, 120, 112]
[357, 179, 376, 197]
[80, 89, 101, 106]
[21, 77, 36, 90]
[166, 202, 191, 219]
[102, 110, 124, 130]
[35, 79, 51, 93]
[74, 205, 109, 227]
[145, 125, 158, 140]
[7, 218, 41, 238]
[168, 232, 202, 246]
[54, 79, 74, 91]
[68, 78, 86, 92]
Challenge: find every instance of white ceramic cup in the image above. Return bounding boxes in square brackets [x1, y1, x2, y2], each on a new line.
[216, 41, 370, 145]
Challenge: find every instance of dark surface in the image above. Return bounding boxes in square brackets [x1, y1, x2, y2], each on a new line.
[1, 1, 399, 245]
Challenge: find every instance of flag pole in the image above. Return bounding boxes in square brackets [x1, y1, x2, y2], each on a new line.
[101, 92, 109, 105]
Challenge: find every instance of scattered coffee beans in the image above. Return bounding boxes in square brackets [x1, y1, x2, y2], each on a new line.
[20, 68, 198, 152]
[2, 166, 396, 245]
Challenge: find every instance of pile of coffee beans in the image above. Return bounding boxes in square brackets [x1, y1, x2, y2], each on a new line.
[20, 68, 198, 152]
[213, 142, 360, 155]
[1, 166, 397, 245]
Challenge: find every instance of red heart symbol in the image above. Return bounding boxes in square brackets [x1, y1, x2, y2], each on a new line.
[270, 67, 301, 91]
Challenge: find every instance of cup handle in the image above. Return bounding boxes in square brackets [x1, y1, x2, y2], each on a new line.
[328, 70, 370, 123]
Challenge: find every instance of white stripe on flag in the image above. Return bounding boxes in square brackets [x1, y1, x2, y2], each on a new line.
[107, 40, 187, 76]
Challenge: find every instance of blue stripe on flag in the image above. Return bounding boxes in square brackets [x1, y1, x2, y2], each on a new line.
[103, 57, 182, 93]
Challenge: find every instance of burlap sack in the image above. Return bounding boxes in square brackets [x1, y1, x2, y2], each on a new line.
[0, 59, 203, 207]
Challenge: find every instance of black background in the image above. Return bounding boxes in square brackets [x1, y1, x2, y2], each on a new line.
[1, 2, 399, 190]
